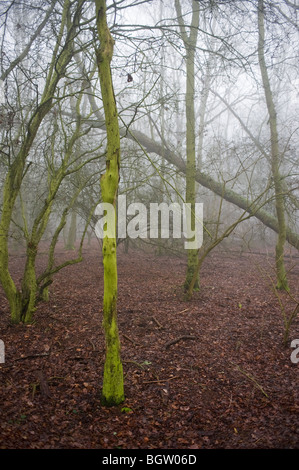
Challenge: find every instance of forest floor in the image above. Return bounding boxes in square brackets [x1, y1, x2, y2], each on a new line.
[0, 241, 298, 450]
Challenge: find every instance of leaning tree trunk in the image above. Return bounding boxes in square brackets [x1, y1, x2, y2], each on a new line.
[79, 55, 299, 254]
[258, 0, 289, 291]
[95, 0, 124, 406]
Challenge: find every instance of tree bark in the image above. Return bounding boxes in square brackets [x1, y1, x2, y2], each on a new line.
[258, 0, 289, 291]
[65, 210, 77, 250]
[175, 0, 200, 291]
[95, 0, 125, 407]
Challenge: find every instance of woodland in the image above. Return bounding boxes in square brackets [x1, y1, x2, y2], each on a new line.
[0, 0, 298, 450]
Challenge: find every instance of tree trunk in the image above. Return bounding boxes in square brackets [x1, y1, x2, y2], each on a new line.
[258, 0, 289, 291]
[65, 210, 77, 250]
[175, 0, 200, 291]
[20, 244, 38, 323]
[184, 47, 199, 290]
[95, 0, 124, 407]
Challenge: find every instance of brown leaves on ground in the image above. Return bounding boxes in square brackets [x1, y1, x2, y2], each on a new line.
[0, 242, 298, 449]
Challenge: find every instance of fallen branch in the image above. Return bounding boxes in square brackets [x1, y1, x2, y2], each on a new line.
[178, 308, 189, 314]
[144, 376, 179, 384]
[123, 360, 149, 369]
[123, 334, 140, 346]
[231, 362, 270, 399]
[164, 335, 197, 350]
[152, 316, 165, 329]
[14, 352, 50, 362]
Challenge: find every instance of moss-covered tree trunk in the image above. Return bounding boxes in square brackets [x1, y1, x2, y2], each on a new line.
[95, 0, 124, 407]
[184, 43, 199, 291]
[175, 0, 200, 291]
[21, 244, 38, 323]
[65, 210, 77, 250]
[258, 0, 289, 291]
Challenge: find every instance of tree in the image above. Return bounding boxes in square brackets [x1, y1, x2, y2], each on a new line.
[174, 0, 200, 291]
[95, 0, 125, 407]
[257, 0, 289, 291]
[0, 0, 85, 323]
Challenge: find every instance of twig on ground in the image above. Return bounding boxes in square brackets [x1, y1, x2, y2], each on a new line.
[152, 316, 165, 329]
[123, 334, 140, 346]
[144, 376, 179, 384]
[231, 362, 270, 399]
[164, 335, 197, 350]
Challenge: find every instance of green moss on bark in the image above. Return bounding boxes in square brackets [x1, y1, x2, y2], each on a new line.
[96, 0, 124, 407]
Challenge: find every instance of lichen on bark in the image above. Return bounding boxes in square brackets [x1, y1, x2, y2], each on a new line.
[95, 0, 124, 406]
